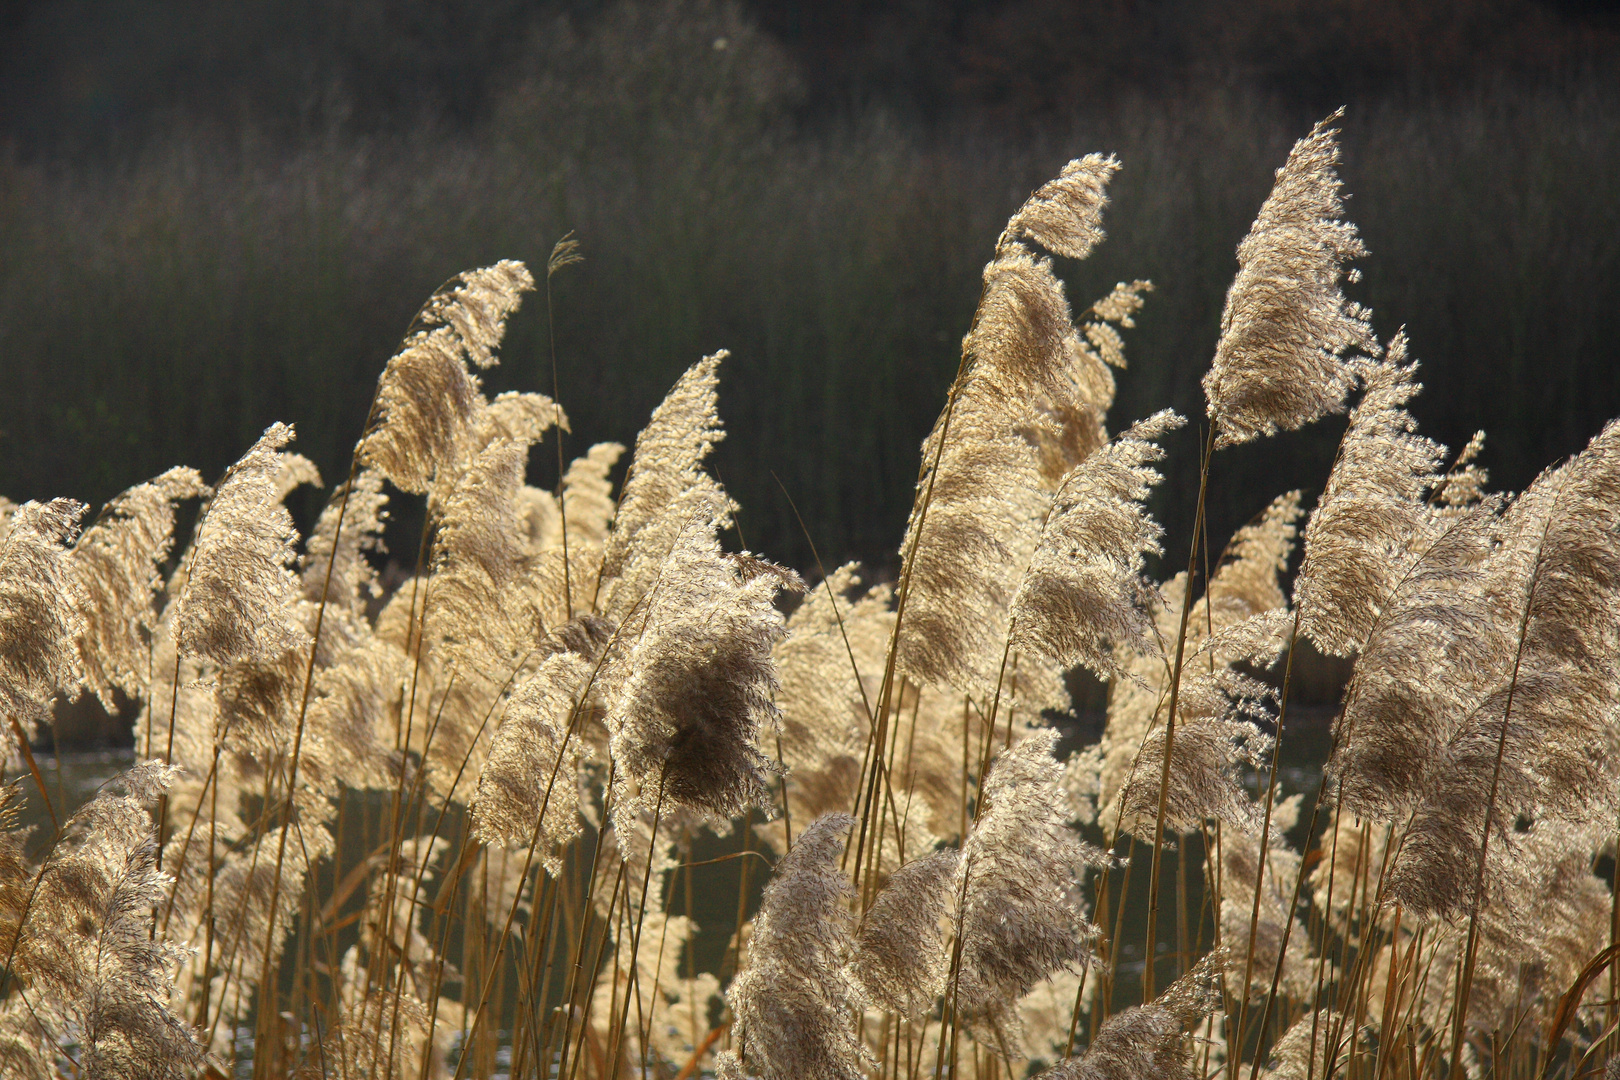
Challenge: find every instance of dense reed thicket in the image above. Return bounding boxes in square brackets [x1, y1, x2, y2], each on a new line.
[2, 96, 1620, 1080]
[1, 0, 1617, 578]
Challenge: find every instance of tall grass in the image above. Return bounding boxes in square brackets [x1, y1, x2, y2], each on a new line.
[1, 86, 1619, 1080]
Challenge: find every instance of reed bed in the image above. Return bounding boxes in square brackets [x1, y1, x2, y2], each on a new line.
[0, 110, 1617, 1080]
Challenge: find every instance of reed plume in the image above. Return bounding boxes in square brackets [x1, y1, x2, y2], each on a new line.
[429, 436, 535, 672]
[0, 497, 87, 729]
[1219, 797, 1315, 1001]
[1004, 154, 1118, 260]
[1262, 1010, 1353, 1080]
[561, 441, 626, 547]
[22, 762, 203, 1080]
[302, 634, 408, 793]
[301, 467, 389, 612]
[768, 564, 892, 839]
[600, 352, 730, 620]
[898, 154, 1129, 697]
[607, 487, 802, 828]
[359, 260, 535, 494]
[1114, 716, 1273, 838]
[69, 468, 207, 708]
[6, 113, 1618, 1080]
[1328, 501, 1503, 821]
[1035, 956, 1221, 1080]
[1295, 333, 1448, 656]
[849, 847, 959, 1017]
[1011, 410, 1182, 679]
[726, 813, 869, 1080]
[956, 731, 1106, 1041]
[174, 422, 305, 667]
[1384, 420, 1620, 917]
[1203, 111, 1376, 447]
[471, 646, 597, 872]
[1087, 492, 1301, 826]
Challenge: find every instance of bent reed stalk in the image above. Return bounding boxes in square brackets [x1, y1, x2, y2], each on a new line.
[0, 112, 1617, 1080]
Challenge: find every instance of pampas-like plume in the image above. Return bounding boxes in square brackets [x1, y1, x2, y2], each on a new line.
[849, 847, 959, 1017]
[476, 389, 569, 450]
[303, 634, 409, 794]
[1384, 420, 1620, 916]
[1261, 1010, 1354, 1080]
[771, 565, 887, 819]
[195, 824, 316, 1052]
[763, 564, 979, 862]
[1220, 802, 1316, 1001]
[726, 813, 869, 1080]
[0, 497, 86, 724]
[359, 260, 534, 494]
[301, 468, 388, 612]
[429, 436, 535, 671]
[896, 152, 1129, 696]
[562, 441, 626, 547]
[23, 762, 204, 1080]
[174, 422, 304, 666]
[1459, 818, 1609, 1036]
[0, 1000, 49, 1080]
[472, 619, 613, 872]
[1113, 715, 1273, 838]
[599, 353, 729, 620]
[1438, 430, 1489, 509]
[1329, 501, 1504, 821]
[1203, 112, 1376, 447]
[1011, 410, 1183, 679]
[1035, 956, 1221, 1080]
[70, 467, 207, 707]
[956, 731, 1106, 1040]
[1004, 154, 1119, 260]
[608, 488, 801, 826]
[1296, 333, 1448, 656]
[1083, 493, 1301, 825]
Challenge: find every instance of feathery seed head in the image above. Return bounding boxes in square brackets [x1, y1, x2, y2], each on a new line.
[25, 762, 205, 1080]
[1011, 410, 1183, 679]
[359, 260, 533, 493]
[600, 352, 729, 618]
[71, 467, 207, 708]
[301, 468, 389, 610]
[174, 422, 304, 666]
[957, 731, 1107, 1039]
[1037, 958, 1222, 1080]
[850, 847, 959, 1017]
[548, 230, 584, 278]
[608, 487, 793, 824]
[1004, 154, 1119, 260]
[728, 813, 870, 1080]
[1296, 333, 1448, 656]
[1203, 112, 1377, 448]
[472, 646, 597, 872]
[0, 497, 87, 727]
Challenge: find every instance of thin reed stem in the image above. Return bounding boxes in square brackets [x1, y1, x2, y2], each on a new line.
[1144, 421, 1217, 1002]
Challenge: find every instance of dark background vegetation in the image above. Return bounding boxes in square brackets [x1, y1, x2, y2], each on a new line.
[3, 0, 1618, 606]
